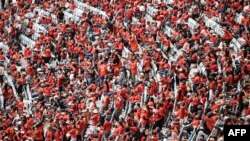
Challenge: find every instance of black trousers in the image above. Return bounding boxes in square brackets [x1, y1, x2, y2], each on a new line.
[0, 75, 3, 84]
[17, 85, 23, 95]
[1, 0, 5, 8]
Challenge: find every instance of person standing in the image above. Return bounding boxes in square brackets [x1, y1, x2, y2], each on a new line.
[102, 117, 112, 140]
[0, 62, 4, 85]
[0, 0, 5, 10]
[0, 87, 3, 110]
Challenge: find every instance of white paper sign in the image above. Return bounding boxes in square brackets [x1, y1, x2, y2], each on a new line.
[147, 4, 158, 17]
[164, 25, 173, 37]
[204, 17, 225, 37]
[33, 23, 48, 34]
[234, 13, 243, 24]
[132, 17, 140, 24]
[164, 0, 174, 4]
[205, 19, 217, 29]
[63, 11, 80, 22]
[20, 34, 36, 48]
[214, 25, 224, 37]
[74, 0, 109, 19]
[0, 42, 9, 54]
[231, 38, 241, 49]
[122, 47, 131, 58]
[188, 18, 199, 29]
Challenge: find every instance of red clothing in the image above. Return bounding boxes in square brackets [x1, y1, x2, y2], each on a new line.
[91, 114, 100, 126]
[45, 130, 53, 141]
[130, 61, 138, 75]
[69, 128, 78, 138]
[129, 36, 139, 52]
[103, 121, 112, 132]
[223, 30, 232, 40]
[114, 126, 123, 136]
[204, 116, 216, 132]
[98, 64, 108, 77]
[115, 98, 123, 110]
[176, 106, 187, 119]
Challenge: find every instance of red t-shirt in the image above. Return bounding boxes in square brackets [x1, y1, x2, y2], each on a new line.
[69, 128, 78, 138]
[98, 64, 107, 77]
[103, 121, 112, 132]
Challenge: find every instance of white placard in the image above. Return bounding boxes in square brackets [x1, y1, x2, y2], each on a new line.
[231, 38, 241, 49]
[20, 34, 36, 48]
[188, 18, 199, 29]
[63, 11, 80, 22]
[33, 23, 48, 34]
[122, 47, 131, 58]
[204, 17, 225, 37]
[234, 13, 243, 24]
[74, 8, 84, 17]
[205, 19, 217, 29]
[164, 25, 173, 37]
[132, 17, 140, 24]
[146, 4, 158, 17]
[74, 0, 109, 19]
[0, 42, 9, 54]
[214, 25, 224, 37]
[164, 0, 174, 4]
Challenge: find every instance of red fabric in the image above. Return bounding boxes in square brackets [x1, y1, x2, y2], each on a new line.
[129, 35, 139, 52]
[103, 121, 112, 132]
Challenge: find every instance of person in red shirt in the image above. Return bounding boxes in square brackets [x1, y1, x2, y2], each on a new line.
[33, 127, 44, 141]
[91, 109, 100, 126]
[129, 58, 138, 80]
[114, 95, 123, 122]
[114, 121, 124, 137]
[45, 128, 53, 141]
[42, 47, 51, 63]
[129, 34, 139, 53]
[98, 62, 108, 83]
[102, 117, 112, 140]
[204, 112, 217, 132]
[24, 47, 32, 59]
[69, 125, 78, 141]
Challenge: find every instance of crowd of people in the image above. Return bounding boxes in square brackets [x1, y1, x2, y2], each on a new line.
[0, 0, 250, 140]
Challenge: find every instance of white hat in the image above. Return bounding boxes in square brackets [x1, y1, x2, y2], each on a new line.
[93, 109, 99, 114]
[65, 3, 70, 8]
[34, 48, 39, 51]
[81, 109, 87, 113]
[37, 68, 42, 72]
[224, 115, 229, 120]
